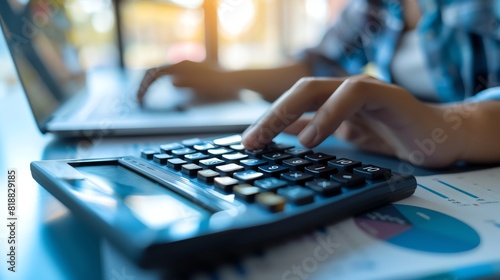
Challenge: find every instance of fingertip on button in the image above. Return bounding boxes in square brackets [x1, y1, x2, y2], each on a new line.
[298, 124, 317, 147]
[241, 126, 256, 146]
[242, 127, 267, 151]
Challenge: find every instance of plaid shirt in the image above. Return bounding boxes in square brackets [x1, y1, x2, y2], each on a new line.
[303, 0, 500, 103]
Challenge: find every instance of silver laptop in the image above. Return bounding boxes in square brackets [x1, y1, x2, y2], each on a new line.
[0, 0, 269, 137]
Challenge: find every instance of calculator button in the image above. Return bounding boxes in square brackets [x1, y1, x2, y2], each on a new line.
[262, 152, 292, 163]
[216, 163, 245, 176]
[199, 158, 225, 169]
[258, 164, 289, 178]
[214, 177, 239, 192]
[222, 152, 248, 162]
[305, 153, 336, 164]
[239, 158, 267, 170]
[278, 186, 315, 206]
[182, 138, 202, 147]
[254, 178, 288, 192]
[197, 169, 220, 184]
[167, 158, 187, 171]
[282, 158, 313, 171]
[331, 173, 365, 188]
[244, 149, 265, 158]
[171, 148, 196, 158]
[193, 142, 216, 151]
[353, 165, 391, 180]
[284, 148, 313, 157]
[141, 150, 158, 160]
[233, 184, 261, 202]
[267, 143, 295, 152]
[304, 164, 338, 179]
[256, 193, 286, 213]
[229, 144, 245, 151]
[181, 164, 203, 177]
[328, 158, 362, 172]
[153, 154, 173, 165]
[160, 143, 184, 154]
[280, 171, 313, 185]
[207, 148, 233, 156]
[305, 179, 342, 197]
[233, 170, 264, 184]
[184, 152, 210, 163]
[213, 135, 242, 146]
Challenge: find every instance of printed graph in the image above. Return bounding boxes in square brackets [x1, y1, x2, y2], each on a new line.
[354, 204, 480, 253]
[417, 176, 500, 207]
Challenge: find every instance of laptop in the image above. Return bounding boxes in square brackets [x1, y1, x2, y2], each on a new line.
[0, 0, 269, 137]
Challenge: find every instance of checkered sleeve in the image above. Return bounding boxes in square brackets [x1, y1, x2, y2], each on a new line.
[299, 0, 371, 77]
[466, 87, 500, 102]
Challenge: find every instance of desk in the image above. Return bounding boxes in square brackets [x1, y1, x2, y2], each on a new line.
[0, 86, 181, 279]
[1, 85, 499, 280]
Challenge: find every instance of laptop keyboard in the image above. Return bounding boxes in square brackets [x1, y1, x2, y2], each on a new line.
[80, 93, 138, 121]
[139, 135, 397, 212]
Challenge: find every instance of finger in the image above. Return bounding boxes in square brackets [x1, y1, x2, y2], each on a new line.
[335, 114, 377, 143]
[242, 78, 347, 150]
[282, 116, 313, 135]
[171, 74, 203, 88]
[137, 66, 168, 104]
[335, 118, 394, 156]
[297, 76, 410, 148]
[137, 63, 188, 103]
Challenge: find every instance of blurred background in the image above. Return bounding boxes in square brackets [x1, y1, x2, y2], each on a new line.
[0, 0, 349, 99]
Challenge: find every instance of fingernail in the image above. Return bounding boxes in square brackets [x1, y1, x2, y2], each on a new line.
[298, 124, 317, 146]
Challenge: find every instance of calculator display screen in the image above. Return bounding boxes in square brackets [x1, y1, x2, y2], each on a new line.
[75, 164, 211, 229]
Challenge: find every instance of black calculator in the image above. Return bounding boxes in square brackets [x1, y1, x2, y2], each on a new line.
[31, 135, 416, 272]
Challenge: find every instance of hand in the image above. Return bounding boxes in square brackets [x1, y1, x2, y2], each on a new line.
[137, 60, 240, 104]
[242, 75, 466, 168]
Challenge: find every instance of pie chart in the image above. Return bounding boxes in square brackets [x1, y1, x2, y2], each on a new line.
[354, 204, 480, 253]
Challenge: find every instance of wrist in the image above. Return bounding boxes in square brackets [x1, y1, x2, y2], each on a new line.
[221, 70, 245, 91]
[437, 103, 474, 164]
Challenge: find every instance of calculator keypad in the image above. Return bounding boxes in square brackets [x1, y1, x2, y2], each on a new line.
[181, 164, 203, 177]
[305, 179, 342, 197]
[167, 158, 187, 170]
[153, 154, 172, 165]
[256, 193, 286, 212]
[142, 135, 393, 213]
[282, 158, 312, 171]
[254, 178, 288, 192]
[233, 184, 260, 202]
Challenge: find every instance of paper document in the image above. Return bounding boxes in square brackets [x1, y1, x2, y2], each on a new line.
[196, 167, 500, 280]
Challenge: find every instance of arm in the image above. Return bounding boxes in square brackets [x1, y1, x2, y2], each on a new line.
[242, 75, 500, 168]
[137, 60, 311, 104]
[458, 100, 500, 163]
[138, 1, 366, 104]
[224, 62, 312, 102]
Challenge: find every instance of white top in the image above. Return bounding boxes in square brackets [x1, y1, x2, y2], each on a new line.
[391, 30, 438, 101]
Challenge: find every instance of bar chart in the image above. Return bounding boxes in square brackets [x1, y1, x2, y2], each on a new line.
[416, 176, 500, 207]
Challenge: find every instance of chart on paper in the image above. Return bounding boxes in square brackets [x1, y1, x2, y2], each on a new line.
[354, 204, 481, 253]
[415, 168, 500, 207]
[204, 167, 500, 280]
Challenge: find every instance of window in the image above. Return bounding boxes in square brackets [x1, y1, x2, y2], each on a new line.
[119, 0, 347, 69]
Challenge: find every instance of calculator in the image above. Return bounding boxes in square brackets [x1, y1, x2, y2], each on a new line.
[30, 135, 416, 272]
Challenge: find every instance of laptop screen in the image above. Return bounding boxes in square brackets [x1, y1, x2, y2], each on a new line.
[0, 0, 86, 131]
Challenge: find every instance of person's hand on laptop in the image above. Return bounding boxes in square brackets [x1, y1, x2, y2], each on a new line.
[137, 60, 240, 104]
[137, 60, 313, 106]
[241, 75, 476, 168]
